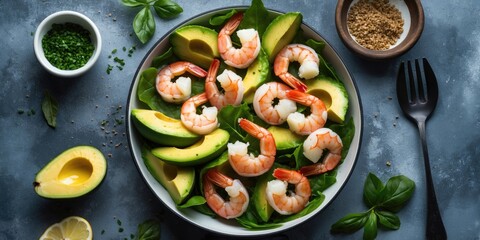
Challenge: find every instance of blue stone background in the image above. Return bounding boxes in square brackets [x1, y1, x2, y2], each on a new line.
[0, 0, 478, 239]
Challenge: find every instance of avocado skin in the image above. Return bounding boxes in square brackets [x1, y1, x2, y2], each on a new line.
[262, 12, 303, 62]
[142, 145, 195, 205]
[151, 129, 230, 167]
[131, 109, 201, 147]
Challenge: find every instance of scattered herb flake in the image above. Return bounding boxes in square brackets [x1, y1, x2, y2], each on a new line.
[17, 109, 25, 114]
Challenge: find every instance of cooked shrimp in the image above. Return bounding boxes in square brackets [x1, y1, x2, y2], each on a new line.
[180, 92, 218, 135]
[300, 128, 343, 176]
[218, 12, 261, 69]
[228, 118, 276, 177]
[203, 169, 249, 219]
[156, 61, 207, 103]
[273, 44, 320, 92]
[285, 90, 328, 135]
[205, 59, 245, 110]
[266, 168, 311, 215]
[252, 82, 297, 125]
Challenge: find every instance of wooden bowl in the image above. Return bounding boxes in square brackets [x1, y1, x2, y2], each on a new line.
[335, 0, 424, 60]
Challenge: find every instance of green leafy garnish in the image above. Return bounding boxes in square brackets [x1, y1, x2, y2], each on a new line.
[135, 219, 161, 240]
[331, 173, 415, 239]
[121, 0, 183, 44]
[209, 9, 237, 26]
[41, 91, 58, 128]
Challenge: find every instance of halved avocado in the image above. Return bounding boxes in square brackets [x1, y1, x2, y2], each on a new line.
[262, 12, 303, 62]
[242, 49, 270, 103]
[305, 77, 349, 123]
[34, 146, 107, 199]
[131, 109, 201, 147]
[151, 129, 229, 166]
[142, 145, 195, 204]
[170, 25, 220, 69]
[267, 126, 305, 152]
[253, 168, 274, 222]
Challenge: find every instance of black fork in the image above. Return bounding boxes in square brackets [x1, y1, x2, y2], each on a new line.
[397, 58, 447, 240]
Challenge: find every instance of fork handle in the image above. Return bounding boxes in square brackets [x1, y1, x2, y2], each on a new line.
[417, 121, 447, 240]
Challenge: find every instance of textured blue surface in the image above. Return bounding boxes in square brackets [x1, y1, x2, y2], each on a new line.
[1, 0, 479, 239]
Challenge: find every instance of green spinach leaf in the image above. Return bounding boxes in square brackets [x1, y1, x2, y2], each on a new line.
[178, 196, 206, 208]
[209, 9, 237, 26]
[41, 91, 58, 128]
[151, 47, 177, 68]
[153, 0, 183, 19]
[237, 0, 270, 37]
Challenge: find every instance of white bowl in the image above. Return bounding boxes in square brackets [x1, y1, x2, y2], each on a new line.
[34, 10, 102, 78]
[126, 7, 363, 237]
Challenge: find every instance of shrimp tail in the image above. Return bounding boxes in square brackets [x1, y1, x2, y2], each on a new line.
[299, 153, 342, 176]
[188, 63, 208, 77]
[206, 169, 232, 188]
[222, 12, 244, 34]
[272, 168, 298, 181]
[281, 74, 308, 92]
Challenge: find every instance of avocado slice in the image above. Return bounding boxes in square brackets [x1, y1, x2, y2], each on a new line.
[131, 109, 201, 147]
[151, 129, 229, 167]
[262, 12, 303, 62]
[253, 168, 275, 222]
[268, 126, 305, 152]
[34, 146, 107, 199]
[142, 145, 195, 204]
[242, 49, 270, 103]
[305, 77, 349, 123]
[170, 25, 220, 69]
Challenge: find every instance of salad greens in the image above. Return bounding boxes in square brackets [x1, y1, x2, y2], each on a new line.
[121, 0, 183, 44]
[134, 0, 357, 230]
[331, 173, 415, 239]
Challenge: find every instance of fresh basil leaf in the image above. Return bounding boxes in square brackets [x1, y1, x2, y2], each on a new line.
[309, 170, 337, 195]
[376, 210, 400, 230]
[237, 0, 270, 37]
[363, 211, 378, 240]
[236, 203, 282, 229]
[133, 6, 156, 44]
[363, 173, 385, 208]
[328, 117, 355, 159]
[178, 195, 206, 208]
[153, 0, 183, 19]
[121, 0, 148, 7]
[136, 219, 161, 240]
[42, 91, 58, 128]
[305, 39, 326, 53]
[330, 212, 369, 233]
[209, 9, 237, 26]
[379, 175, 415, 212]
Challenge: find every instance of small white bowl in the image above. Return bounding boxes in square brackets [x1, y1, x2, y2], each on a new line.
[34, 11, 102, 78]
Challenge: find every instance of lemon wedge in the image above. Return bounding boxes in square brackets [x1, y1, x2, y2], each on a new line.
[39, 216, 93, 240]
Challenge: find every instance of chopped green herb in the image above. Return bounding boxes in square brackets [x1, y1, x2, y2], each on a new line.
[42, 23, 94, 70]
[115, 119, 124, 125]
[112, 48, 118, 54]
[114, 57, 125, 66]
[119, 227, 124, 232]
[117, 219, 122, 226]
[107, 64, 114, 74]
[17, 109, 25, 114]
[123, 46, 127, 51]
[101, 229, 105, 235]
[101, 120, 109, 126]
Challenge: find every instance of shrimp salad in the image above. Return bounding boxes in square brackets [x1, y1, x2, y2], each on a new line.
[132, 0, 355, 230]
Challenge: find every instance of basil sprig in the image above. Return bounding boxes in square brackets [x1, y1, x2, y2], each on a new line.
[121, 0, 183, 44]
[135, 219, 161, 240]
[331, 173, 415, 240]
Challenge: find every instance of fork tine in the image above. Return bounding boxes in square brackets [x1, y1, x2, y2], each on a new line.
[396, 61, 409, 105]
[407, 60, 417, 104]
[415, 59, 426, 102]
[422, 58, 439, 105]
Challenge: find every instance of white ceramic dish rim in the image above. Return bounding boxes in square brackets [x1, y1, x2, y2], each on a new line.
[126, 6, 363, 237]
[33, 10, 102, 78]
